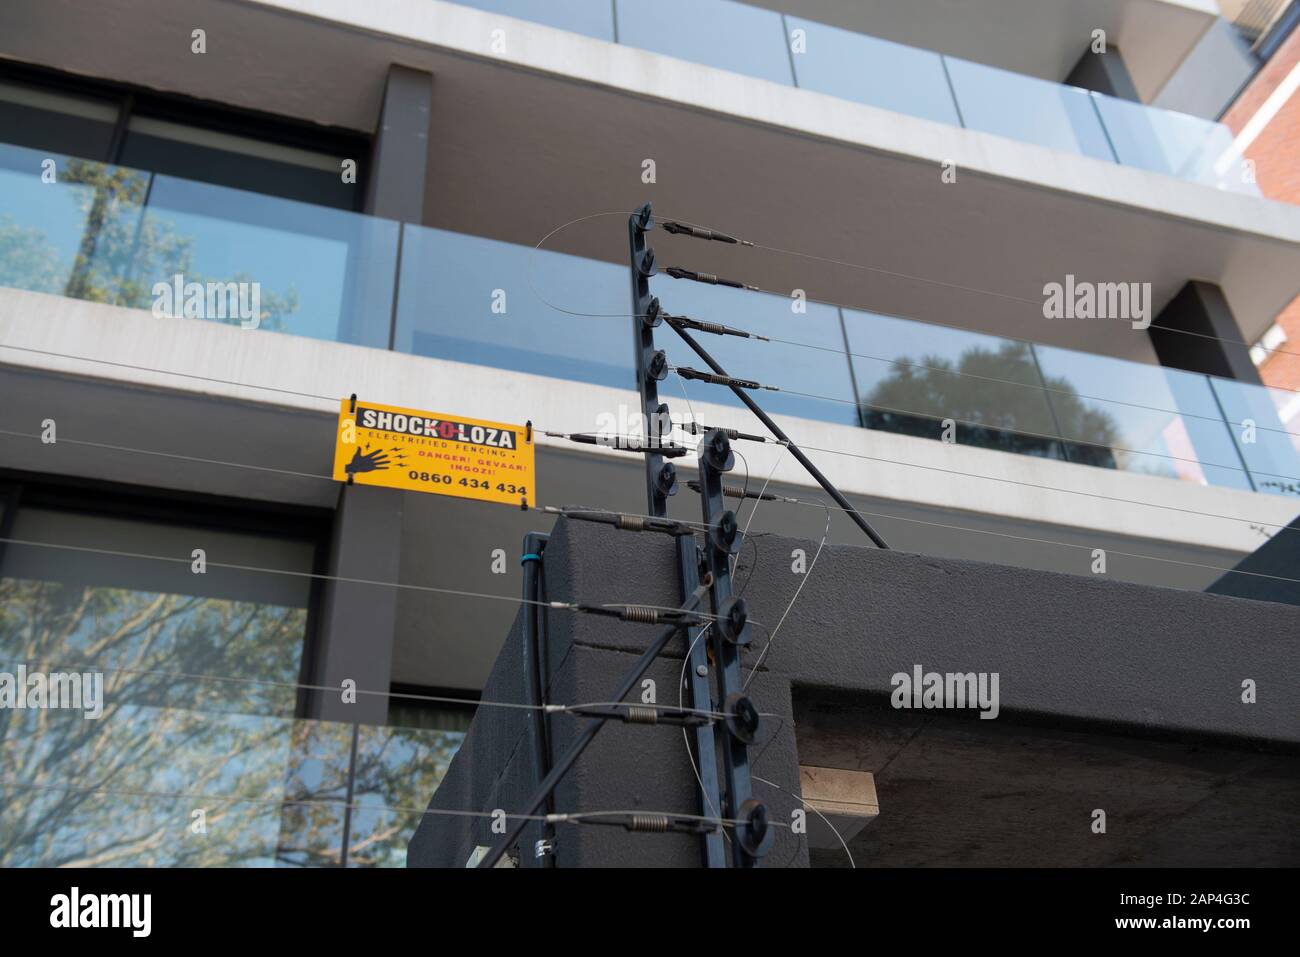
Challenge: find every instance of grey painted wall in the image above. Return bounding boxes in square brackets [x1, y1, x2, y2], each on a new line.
[410, 515, 1299, 866]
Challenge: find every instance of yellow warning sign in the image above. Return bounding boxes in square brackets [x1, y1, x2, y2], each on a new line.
[332, 398, 535, 506]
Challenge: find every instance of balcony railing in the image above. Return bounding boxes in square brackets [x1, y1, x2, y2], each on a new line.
[451, 0, 1259, 195]
[2, 142, 1297, 498]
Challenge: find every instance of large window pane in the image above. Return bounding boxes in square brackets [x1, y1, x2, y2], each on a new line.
[787, 18, 960, 126]
[1, 506, 314, 715]
[945, 57, 1115, 162]
[0, 497, 375, 868]
[345, 724, 465, 868]
[120, 115, 356, 210]
[0, 79, 118, 161]
[615, 0, 794, 86]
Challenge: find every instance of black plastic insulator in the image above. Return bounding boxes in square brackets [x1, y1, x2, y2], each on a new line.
[656, 461, 679, 498]
[648, 351, 670, 381]
[701, 429, 735, 473]
[710, 509, 741, 556]
[632, 203, 653, 233]
[636, 247, 657, 278]
[716, 596, 750, 646]
[643, 296, 663, 328]
[724, 692, 762, 744]
[735, 798, 774, 858]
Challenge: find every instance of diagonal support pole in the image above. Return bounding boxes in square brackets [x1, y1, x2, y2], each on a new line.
[668, 323, 889, 549]
[477, 582, 708, 868]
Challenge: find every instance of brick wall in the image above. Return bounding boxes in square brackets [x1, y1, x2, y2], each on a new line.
[1222, 27, 1300, 392]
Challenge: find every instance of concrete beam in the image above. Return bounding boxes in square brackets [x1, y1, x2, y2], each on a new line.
[304, 484, 403, 724]
[1150, 280, 1263, 383]
[363, 64, 432, 222]
[1065, 45, 1141, 102]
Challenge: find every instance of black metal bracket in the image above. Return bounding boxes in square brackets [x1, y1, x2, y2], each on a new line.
[697, 428, 772, 866]
[629, 202, 726, 868]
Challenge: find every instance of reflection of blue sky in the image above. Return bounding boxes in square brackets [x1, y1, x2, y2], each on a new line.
[787, 17, 959, 125]
[946, 57, 1115, 161]
[456, 0, 615, 40]
[0, 165, 100, 284]
[397, 225, 632, 389]
[1210, 378, 1300, 492]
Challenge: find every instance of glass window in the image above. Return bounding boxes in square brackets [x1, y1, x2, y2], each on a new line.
[786, 18, 960, 126]
[119, 115, 356, 211]
[842, 309, 1064, 458]
[944, 57, 1115, 162]
[615, 0, 794, 86]
[345, 723, 465, 868]
[0, 493, 452, 868]
[0, 79, 119, 160]
[0, 505, 315, 715]
[452, 0, 616, 41]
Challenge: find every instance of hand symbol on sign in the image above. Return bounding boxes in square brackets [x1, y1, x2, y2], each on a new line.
[346, 447, 391, 476]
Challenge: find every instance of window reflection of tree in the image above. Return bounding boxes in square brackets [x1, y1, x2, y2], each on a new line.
[859, 342, 1122, 467]
[0, 578, 460, 867]
[0, 157, 297, 330]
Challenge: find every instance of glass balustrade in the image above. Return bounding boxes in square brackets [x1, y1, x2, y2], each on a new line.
[1, 141, 1294, 499]
[1092, 93, 1260, 196]
[615, 0, 795, 86]
[452, 0, 1250, 193]
[944, 56, 1116, 162]
[0, 143, 398, 348]
[785, 17, 961, 126]
[448, 0, 616, 42]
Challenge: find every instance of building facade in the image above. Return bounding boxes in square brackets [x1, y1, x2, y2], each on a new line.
[0, 0, 1298, 866]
